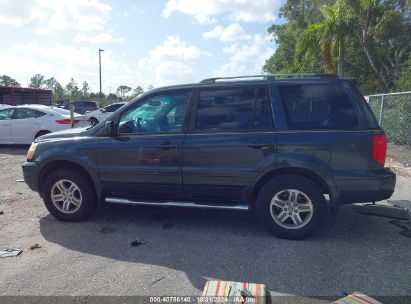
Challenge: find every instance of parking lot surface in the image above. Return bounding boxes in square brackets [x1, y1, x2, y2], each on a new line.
[0, 146, 410, 302]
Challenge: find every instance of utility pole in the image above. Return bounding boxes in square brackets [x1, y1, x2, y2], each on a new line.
[99, 48, 104, 105]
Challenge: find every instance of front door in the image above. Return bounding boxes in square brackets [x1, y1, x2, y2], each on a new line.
[0, 108, 14, 144]
[183, 86, 276, 203]
[96, 91, 191, 200]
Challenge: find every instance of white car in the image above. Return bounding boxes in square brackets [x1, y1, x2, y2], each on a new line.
[0, 105, 89, 144]
[87, 102, 126, 125]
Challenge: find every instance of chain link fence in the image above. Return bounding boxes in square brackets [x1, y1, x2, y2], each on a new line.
[367, 91, 411, 144]
[366, 91, 411, 165]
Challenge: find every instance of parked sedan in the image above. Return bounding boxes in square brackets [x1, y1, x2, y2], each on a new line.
[87, 102, 126, 125]
[0, 105, 89, 144]
[63, 100, 99, 114]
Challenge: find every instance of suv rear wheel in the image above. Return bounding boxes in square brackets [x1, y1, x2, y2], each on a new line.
[256, 175, 326, 239]
[41, 168, 97, 221]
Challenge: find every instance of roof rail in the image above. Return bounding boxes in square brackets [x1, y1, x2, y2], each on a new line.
[200, 73, 338, 83]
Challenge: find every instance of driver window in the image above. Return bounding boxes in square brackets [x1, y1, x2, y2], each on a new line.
[118, 92, 190, 134]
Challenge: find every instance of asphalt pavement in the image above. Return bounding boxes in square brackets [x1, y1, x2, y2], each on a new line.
[0, 146, 410, 303]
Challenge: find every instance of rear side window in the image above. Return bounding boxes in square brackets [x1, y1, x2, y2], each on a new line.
[14, 108, 46, 119]
[278, 84, 358, 130]
[194, 87, 272, 132]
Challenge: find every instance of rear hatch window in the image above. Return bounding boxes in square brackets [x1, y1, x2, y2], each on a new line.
[278, 84, 358, 130]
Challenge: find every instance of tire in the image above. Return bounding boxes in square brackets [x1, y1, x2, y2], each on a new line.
[89, 117, 99, 126]
[35, 130, 51, 139]
[255, 175, 326, 240]
[41, 168, 97, 222]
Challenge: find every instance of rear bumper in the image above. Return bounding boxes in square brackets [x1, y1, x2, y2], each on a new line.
[22, 161, 40, 192]
[334, 168, 396, 204]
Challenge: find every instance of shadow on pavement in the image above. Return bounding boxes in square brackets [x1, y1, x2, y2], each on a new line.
[39, 204, 411, 300]
[0, 145, 29, 156]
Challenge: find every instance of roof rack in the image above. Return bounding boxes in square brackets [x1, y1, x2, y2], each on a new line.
[200, 73, 338, 83]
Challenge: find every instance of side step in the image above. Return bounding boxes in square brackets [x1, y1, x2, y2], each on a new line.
[105, 197, 249, 211]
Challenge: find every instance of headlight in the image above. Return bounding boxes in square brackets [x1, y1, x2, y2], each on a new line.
[27, 143, 38, 160]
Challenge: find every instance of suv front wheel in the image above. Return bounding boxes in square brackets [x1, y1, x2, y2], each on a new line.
[256, 175, 326, 239]
[41, 168, 97, 221]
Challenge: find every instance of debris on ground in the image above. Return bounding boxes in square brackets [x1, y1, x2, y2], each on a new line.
[29, 244, 41, 250]
[131, 240, 147, 247]
[0, 248, 22, 258]
[353, 204, 409, 220]
[149, 276, 165, 286]
[162, 222, 175, 230]
[15, 179, 24, 182]
[99, 227, 116, 234]
[0, 211, 4, 215]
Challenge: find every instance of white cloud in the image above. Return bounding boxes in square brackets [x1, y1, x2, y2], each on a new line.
[0, 0, 111, 32]
[4, 42, 123, 90]
[136, 35, 210, 86]
[203, 23, 251, 42]
[163, 0, 280, 24]
[74, 30, 123, 44]
[214, 34, 274, 76]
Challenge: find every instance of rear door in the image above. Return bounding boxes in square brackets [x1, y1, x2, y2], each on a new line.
[11, 108, 46, 144]
[182, 86, 275, 203]
[271, 81, 380, 173]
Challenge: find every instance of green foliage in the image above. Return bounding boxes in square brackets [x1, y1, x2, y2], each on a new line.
[81, 81, 90, 99]
[264, 0, 411, 93]
[0, 75, 21, 87]
[28, 74, 45, 88]
[394, 54, 411, 91]
[116, 85, 132, 99]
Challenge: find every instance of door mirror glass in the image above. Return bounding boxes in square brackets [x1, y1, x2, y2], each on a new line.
[104, 121, 115, 136]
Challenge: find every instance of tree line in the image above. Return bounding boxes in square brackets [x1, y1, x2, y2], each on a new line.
[263, 0, 410, 94]
[0, 74, 152, 106]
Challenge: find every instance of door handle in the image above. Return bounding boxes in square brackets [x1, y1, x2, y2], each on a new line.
[247, 141, 271, 149]
[156, 142, 178, 149]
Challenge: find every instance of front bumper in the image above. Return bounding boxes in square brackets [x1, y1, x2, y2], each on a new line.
[335, 168, 396, 204]
[22, 161, 40, 192]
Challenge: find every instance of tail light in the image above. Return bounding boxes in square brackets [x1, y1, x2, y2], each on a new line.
[55, 119, 79, 124]
[372, 134, 387, 166]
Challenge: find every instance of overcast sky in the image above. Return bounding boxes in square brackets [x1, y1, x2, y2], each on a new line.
[0, 0, 285, 93]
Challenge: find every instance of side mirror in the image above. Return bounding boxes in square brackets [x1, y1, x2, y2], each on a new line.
[104, 121, 115, 137]
[100, 109, 106, 113]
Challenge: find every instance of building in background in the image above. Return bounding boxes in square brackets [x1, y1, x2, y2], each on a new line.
[0, 86, 52, 106]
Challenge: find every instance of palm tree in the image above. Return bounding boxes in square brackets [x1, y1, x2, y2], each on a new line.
[297, 0, 352, 77]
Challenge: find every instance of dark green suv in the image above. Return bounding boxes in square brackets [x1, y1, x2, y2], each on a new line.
[22, 74, 396, 239]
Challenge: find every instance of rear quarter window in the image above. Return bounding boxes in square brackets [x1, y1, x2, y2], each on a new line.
[278, 84, 358, 130]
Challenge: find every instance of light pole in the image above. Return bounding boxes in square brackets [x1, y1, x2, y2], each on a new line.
[99, 48, 104, 105]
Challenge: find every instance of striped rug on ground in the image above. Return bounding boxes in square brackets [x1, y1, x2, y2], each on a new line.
[202, 280, 266, 304]
[333, 292, 383, 304]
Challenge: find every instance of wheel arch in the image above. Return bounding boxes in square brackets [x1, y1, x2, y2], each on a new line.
[38, 160, 100, 203]
[252, 167, 330, 201]
[34, 130, 51, 139]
